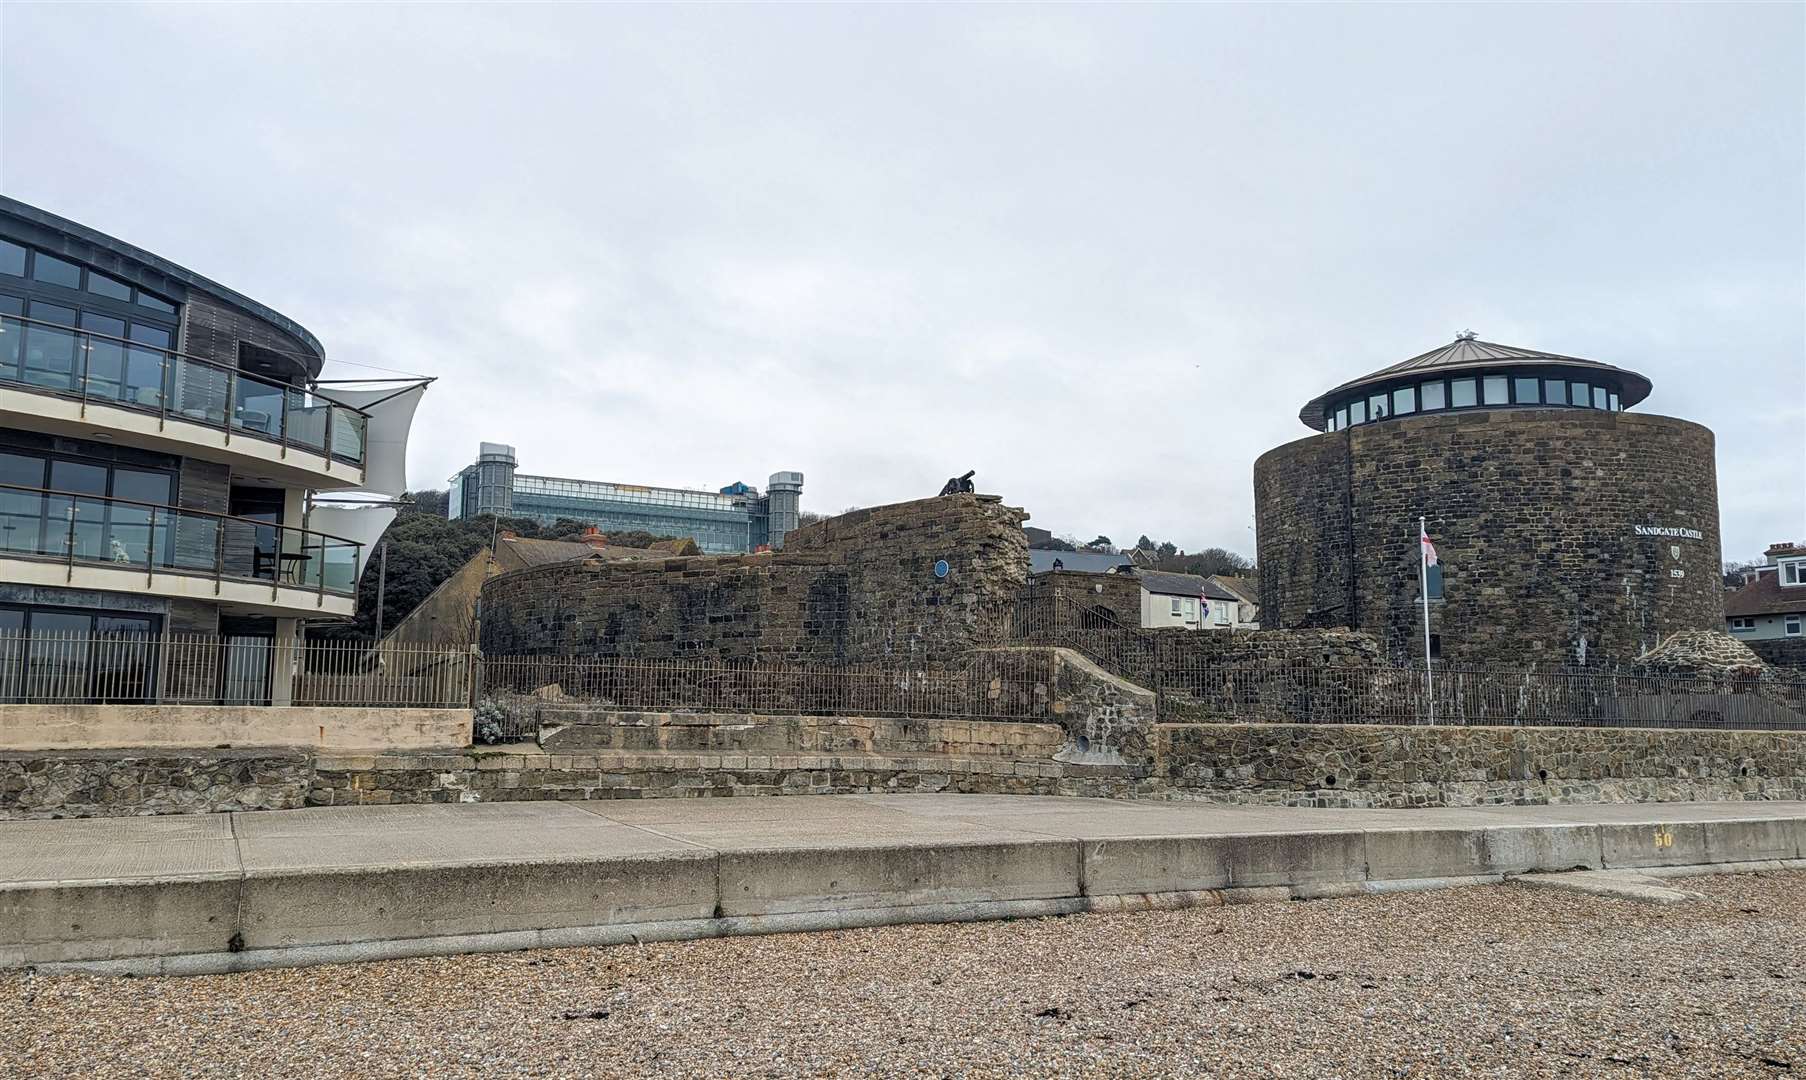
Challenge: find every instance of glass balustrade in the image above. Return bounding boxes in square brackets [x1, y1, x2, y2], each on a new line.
[0, 314, 368, 467]
[0, 483, 361, 597]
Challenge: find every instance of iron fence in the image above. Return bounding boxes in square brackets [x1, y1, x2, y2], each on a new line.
[2, 615, 1801, 737]
[975, 592, 1806, 731]
[0, 631, 473, 708]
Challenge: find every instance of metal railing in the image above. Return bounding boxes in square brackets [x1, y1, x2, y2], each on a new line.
[976, 592, 1806, 730]
[0, 483, 361, 597]
[0, 312, 369, 467]
[0, 631, 472, 707]
[3, 620, 1799, 736]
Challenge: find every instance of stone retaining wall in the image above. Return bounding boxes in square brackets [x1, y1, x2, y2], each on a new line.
[9, 721, 1805, 818]
[1, 748, 312, 819]
[1157, 723, 1806, 808]
[537, 711, 1063, 760]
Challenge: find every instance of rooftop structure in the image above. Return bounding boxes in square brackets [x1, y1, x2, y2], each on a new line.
[1301, 332, 1654, 432]
[447, 443, 804, 554]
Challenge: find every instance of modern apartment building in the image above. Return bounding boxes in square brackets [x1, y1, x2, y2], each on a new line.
[0, 196, 423, 701]
[447, 442, 803, 553]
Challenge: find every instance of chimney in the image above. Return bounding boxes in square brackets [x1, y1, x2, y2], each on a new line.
[580, 527, 609, 549]
[1765, 541, 1805, 562]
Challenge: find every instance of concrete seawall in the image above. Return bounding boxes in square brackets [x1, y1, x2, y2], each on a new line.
[4, 795, 1802, 975]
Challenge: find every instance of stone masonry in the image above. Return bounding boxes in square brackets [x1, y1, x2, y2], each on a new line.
[1255, 409, 1723, 665]
[479, 494, 1029, 665]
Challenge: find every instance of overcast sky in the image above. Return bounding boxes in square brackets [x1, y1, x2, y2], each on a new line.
[3, 4, 1801, 560]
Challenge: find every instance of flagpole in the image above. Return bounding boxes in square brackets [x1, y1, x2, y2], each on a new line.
[1420, 515, 1436, 726]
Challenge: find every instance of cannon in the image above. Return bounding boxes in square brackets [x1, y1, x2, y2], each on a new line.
[938, 470, 976, 496]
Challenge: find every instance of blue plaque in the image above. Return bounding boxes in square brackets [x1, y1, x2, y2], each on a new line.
[933, 559, 950, 579]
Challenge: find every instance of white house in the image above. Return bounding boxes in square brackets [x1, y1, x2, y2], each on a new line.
[1138, 571, 1257, 631]
[1725, 541, 1806, 640]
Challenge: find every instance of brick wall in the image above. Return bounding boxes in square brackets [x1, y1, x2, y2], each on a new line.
[1255, 410, 1723, 664]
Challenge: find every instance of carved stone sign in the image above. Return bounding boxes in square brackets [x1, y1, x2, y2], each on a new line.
[1635, 525, 1703, 540]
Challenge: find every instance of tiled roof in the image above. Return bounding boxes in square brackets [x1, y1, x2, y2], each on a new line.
[1724, 568, 1806, 617]
[1209, 575, 1260, 605]
[1140, 570, 1240, 601]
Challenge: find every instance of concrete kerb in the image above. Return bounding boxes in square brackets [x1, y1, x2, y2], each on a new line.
[9, 800, 1806, 975]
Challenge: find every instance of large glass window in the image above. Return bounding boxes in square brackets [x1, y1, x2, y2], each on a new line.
[30, 253, 81, 289]
[1592, 386, 1608, 410]
[1349, 399, 1367, 424]
[0, 604, 159, 704]
[86, 272, 132, 301]
[1335, 405, 1349, 429]
[1368, 393, 1390, 420]
[0, 447, 175, 564]
[1450, 378, 1477, 407]
[1420, 381, 1445, 410]
[22, 301, 77, 390]
[0, 240, 24, 277]
[1514, 377, 1539, 404]
[1568, 381, 1590, 407]
[79, 312, 128, 404]
[138, 292, 177, 314]
[1609, 392, 1619, 411]
[1393, 386, 1416, 414]
[1482, 375, 1508, 405]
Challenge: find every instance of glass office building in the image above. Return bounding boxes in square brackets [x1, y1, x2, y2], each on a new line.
[448, 444, 803, 554]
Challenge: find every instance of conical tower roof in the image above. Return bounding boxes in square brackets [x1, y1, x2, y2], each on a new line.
[1299, 333, 1653, 430]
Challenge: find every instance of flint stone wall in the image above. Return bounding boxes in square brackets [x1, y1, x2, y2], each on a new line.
[8, 721, 1806, 817]
[1157, 722, 1806, 808]
[0, 748, 311, 819]
[1748, 638, 1806, 671]
[479, 494, 1028, 665]
[1255, 410, 1723, 665]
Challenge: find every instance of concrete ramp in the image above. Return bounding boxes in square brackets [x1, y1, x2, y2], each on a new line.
[3, 797, 1803, 975]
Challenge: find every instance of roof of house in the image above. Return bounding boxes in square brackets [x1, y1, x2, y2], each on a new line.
[1298, 336, 1653, 431]
[1140, 570, 1241, 601]
[1724, 568, 1806, 618]
[1028, 549, 1134, 574]
[1209, 574, 1260, 605]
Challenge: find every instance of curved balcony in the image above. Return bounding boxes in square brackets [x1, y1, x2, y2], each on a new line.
[0, 483, 360, 618]
[0, 313, 369, 490]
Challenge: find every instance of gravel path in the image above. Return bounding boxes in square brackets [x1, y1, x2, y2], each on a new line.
[6, 871, 1803, 1078]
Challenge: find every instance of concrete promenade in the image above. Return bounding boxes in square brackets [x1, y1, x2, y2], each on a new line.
[5, 795, 1805, 975]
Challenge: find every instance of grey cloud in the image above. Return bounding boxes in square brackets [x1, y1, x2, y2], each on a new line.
[2, 3, 1798, 557]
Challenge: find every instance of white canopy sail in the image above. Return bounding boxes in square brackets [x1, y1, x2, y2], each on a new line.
[307, 503, 398, 582]
[320, 382, 428, 498]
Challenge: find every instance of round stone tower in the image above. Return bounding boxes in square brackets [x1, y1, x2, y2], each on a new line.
[1253, 333, 1721, 665]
